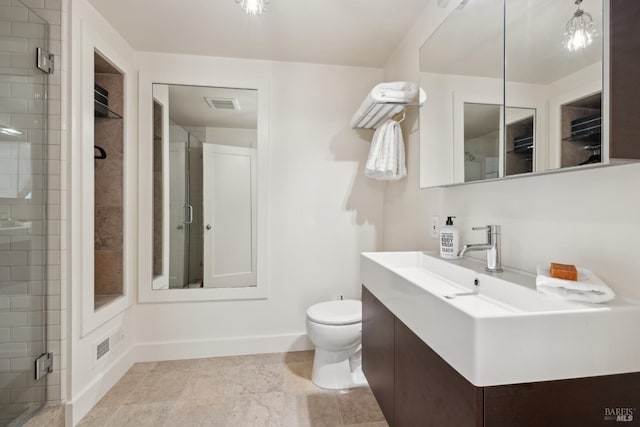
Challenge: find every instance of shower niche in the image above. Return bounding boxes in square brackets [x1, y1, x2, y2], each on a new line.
[93, 51, 124, 310]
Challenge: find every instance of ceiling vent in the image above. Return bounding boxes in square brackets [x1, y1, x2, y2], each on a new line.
[204, 97, 241, 111]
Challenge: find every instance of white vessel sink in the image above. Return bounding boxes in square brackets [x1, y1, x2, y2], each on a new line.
[361, 251, 640, 386]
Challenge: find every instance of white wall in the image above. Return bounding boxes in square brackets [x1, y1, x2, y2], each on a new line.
[133, 53, 386, 359]
[381, 1, 455, 251]
[383, 0, 640, 300]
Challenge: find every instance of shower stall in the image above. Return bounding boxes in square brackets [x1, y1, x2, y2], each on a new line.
[0, 1, 53, 425]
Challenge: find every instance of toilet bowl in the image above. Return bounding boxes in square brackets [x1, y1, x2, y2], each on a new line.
[305, 299, 367, 389]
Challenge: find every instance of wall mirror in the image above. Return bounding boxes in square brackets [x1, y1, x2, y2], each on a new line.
[138, 73, 269, 304]
[152, 83, 258, 291]
[417, 0, 639, 188]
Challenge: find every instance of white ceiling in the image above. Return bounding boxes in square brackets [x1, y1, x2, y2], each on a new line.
[420, 0, 603, 84]
[160, 84, 258, 129]
[87, 0, 430, 68]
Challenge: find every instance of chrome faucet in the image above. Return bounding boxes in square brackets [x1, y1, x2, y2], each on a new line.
[457, 225, 503, 273]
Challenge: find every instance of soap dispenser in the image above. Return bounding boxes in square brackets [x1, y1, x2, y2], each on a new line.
[440, 216, 460, 259]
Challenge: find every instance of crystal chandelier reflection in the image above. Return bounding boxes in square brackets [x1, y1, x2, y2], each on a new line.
[564, 0, 597, 51]
[236, 0, 269, 15]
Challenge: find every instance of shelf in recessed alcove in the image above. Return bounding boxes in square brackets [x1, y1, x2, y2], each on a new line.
[507, 145, 533, 154]
[561, 132, 601, 143]
[94, 99, 122, 120]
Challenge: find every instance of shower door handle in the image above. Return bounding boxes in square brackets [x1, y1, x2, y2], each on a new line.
[184, 205, 193, 224]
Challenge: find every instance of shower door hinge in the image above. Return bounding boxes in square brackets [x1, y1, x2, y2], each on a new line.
[36, 47, 54, 74]
[34, 352, 53, 380]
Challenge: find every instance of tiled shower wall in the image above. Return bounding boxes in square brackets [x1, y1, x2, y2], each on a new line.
[0, 0, 66, 410]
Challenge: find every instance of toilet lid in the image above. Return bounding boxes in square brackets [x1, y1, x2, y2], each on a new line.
[307, 300, 362, 325]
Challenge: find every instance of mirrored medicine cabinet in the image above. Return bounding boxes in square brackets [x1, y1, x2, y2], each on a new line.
[419, 0, 640, 188]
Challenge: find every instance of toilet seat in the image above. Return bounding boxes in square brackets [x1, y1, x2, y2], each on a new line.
[307, 300, 361, 326]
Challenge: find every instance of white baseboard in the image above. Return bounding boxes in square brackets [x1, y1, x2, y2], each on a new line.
[66, 344, 136, 427]
[67, 332, 313, 425]
[135, 332, 313, 362]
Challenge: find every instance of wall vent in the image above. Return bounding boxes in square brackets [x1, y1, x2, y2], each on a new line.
[204, 97, 241, 111]
[96, 337, 110, 361]
[93, 327, 124, 366]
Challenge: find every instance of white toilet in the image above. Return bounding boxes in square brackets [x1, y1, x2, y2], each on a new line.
[305, 299, 367, 389]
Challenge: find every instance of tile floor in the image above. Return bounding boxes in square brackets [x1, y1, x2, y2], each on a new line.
[22, 404, 64, 427]
[78, 351, 389, 427]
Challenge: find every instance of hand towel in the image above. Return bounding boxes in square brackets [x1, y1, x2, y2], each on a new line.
[351, 82, 418, 129]
[365, 120, 407, 181]
[535, 266, 615, 303]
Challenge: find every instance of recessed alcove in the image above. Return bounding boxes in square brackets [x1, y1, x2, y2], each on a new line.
[94, 51, 124, 310]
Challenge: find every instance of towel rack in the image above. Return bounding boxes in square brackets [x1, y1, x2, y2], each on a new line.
[351, 99, 423, 130]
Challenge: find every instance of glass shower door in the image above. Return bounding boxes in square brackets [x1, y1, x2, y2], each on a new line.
[167, 127, 204, 289]
[0, 3, 50, 425]
[185, 133, 203, 288]
[168, 124, 188, 288]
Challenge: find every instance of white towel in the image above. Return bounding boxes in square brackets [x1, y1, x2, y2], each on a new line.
[535, 266, 615, 303]
[351, 82, 418, 129]
[365, 120, 407, 181]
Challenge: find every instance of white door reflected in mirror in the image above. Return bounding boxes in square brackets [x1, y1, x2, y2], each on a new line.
[203, 144, 257, 288]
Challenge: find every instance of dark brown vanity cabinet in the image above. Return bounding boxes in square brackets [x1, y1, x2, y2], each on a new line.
[362, 286, 640, 427]
[362, 286, 395, 422]
[394, 317, 482, 427]
[362, 286, 481, 427]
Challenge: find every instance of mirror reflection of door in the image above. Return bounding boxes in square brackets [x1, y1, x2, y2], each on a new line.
[464, 103, 501, 182]
[203, 145, 256, 288]
[152, 84, 258, 290]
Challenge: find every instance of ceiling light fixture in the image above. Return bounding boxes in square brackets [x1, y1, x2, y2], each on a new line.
[236, 0, 269, 16]
[564, 0, 597, 51]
